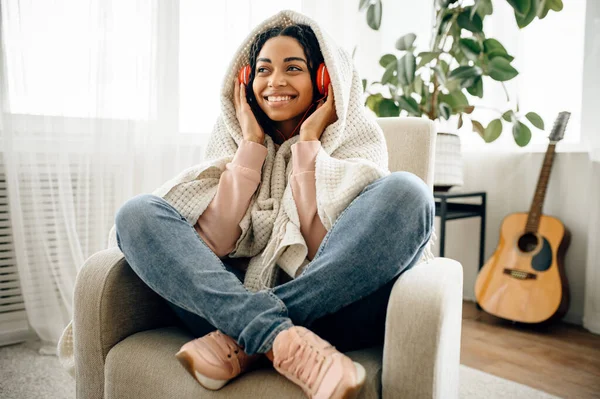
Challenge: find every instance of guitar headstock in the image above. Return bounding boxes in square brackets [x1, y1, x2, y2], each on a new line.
[549, 111, 571, 143]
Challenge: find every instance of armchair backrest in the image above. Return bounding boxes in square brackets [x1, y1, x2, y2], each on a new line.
[376, 117, 437, 190]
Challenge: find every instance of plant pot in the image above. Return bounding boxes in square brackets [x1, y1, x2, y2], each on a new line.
[434, 131, 464, 192]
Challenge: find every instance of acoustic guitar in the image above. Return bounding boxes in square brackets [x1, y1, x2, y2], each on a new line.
[475, 112, 571, 324]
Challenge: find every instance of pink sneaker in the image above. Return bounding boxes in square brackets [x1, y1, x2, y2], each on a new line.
[176, 330, 260, 390]
[272, 326, 366, 399]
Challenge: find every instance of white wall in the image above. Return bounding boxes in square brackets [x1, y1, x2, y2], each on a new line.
[581, 0, 600, 333]
[435, 150, 591, 325]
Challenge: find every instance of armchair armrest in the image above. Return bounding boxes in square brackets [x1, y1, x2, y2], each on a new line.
[382, 257, 463, 399]
[73, 247, 178, 399]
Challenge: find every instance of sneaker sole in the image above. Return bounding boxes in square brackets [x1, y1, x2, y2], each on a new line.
[175, 350, 230, 391]
[340, 362, 367, 399]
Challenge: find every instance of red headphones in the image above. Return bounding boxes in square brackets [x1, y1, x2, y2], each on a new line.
[237, 63, 330, 143]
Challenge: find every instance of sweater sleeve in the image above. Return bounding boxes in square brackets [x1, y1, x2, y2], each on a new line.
[194, 139, 268, 258]
[290, 140, 328, 261]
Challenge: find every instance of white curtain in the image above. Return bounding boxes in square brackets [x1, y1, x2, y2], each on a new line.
[0, 0, 373, 351]
[582, 0, 600, 334]
[0, 0, 189, 351]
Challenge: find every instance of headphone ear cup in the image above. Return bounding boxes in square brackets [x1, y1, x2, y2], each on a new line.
[238, 65, 251, 85]
[316, 63, 330, 96]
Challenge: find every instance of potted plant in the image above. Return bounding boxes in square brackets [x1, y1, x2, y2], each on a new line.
[359, 0, 563, 191]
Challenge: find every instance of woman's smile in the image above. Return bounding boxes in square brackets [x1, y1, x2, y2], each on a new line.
[264, 95, 298, 108]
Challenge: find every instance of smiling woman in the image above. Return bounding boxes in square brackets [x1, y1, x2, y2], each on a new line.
[253, 37, 314, 134]
[245, 25, 328, 144]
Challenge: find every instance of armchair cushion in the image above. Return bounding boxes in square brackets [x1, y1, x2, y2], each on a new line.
[104, 327, 383, 399]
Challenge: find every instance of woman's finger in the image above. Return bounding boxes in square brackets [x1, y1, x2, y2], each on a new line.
[240, 83, 247, 106]
[233, 79, 239, 112]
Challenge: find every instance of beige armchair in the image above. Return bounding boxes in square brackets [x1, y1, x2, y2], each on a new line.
[69, 117, 463, 398]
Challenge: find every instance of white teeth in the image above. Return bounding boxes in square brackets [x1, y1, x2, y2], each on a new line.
[267, 96, 293, 102]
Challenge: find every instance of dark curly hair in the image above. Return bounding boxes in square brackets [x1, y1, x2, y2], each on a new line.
[245, 24, 325, 136]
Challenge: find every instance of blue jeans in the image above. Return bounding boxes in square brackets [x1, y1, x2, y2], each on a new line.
[115, 171, 434, 355]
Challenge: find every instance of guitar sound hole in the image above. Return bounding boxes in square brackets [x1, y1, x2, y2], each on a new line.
[518, 233, 539, 253]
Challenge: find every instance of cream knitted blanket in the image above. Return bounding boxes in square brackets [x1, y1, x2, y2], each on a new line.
[57, 9, 436, 377]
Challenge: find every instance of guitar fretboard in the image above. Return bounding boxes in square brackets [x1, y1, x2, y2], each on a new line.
[525, 142, 556, 233]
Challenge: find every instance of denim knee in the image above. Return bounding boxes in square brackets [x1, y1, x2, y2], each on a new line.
[115, 193, 160, 241]
[381, 171, 434, 229]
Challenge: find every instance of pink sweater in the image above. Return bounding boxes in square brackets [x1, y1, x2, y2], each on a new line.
[194, 139, 327, 262]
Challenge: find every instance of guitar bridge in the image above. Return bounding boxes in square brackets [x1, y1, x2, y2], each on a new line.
[503, 269, 537, 280]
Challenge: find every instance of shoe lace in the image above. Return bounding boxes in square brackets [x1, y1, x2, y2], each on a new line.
[278, 338, 334, 391]
[208, 331, 241, 359]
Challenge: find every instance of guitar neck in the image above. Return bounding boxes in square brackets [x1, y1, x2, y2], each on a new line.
[526, 142, 557, 233]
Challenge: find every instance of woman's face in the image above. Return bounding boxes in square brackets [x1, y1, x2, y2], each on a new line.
[252, 36, 314, 123]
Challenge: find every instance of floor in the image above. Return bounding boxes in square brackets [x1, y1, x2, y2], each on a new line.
[460, 300, 600, 399]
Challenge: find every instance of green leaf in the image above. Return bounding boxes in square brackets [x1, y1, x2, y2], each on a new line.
[362, 79, 367, 92]
[457, 8, 483, 33]
[507, 0, 531, 16]
[378, 99, 400, 117]
[472, 120, 485, 138]
[397, 53, 416, 86]
[483, 39, 510, 57]
[438, 12, 454, 36]
[525, 112, 544, 130]
[396, 33, 417, 51]
[463, 105, 475, 114]
[366, 93, 384, 113]
[513, 121, 532, 146]
[502, 110, 515, 122]
[379, 54, 397, 68]
[538, 0, 563, 18]
[466, 76, 483, 98]
[398, 96, 420, 116]
[487, 57, 519, 81]
[448, 65, 483, 81]
[459, 38, 482, 61]
[438, 59, 450, 75]
[488, 50, 514, 62]
[445, 79, 461, 92]
[417, 51, 441, 68]
[483, 39, 515, 62]
[413, 75, 424, 96]
[381, 61, 397, 85]
[515, 0, 538, 28]
[439, 91, 469, 112]
[367, 0, 382, 30]
[548, 0, 564, 11]
[359, 0, 370, 12]
[433, 64, 447, 85]
[472, 0, 493, 18]
[484, 119, 503, 143]
[438, 102, 452, 120]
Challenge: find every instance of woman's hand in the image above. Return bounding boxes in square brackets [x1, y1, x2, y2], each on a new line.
[233, 79, 265, 144]
[299, 84, 337, 141]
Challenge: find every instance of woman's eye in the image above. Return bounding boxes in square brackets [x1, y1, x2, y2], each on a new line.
[256, 66, 301, 74]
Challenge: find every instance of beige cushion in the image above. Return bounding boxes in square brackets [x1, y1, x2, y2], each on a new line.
[105, 327, 383, 399]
